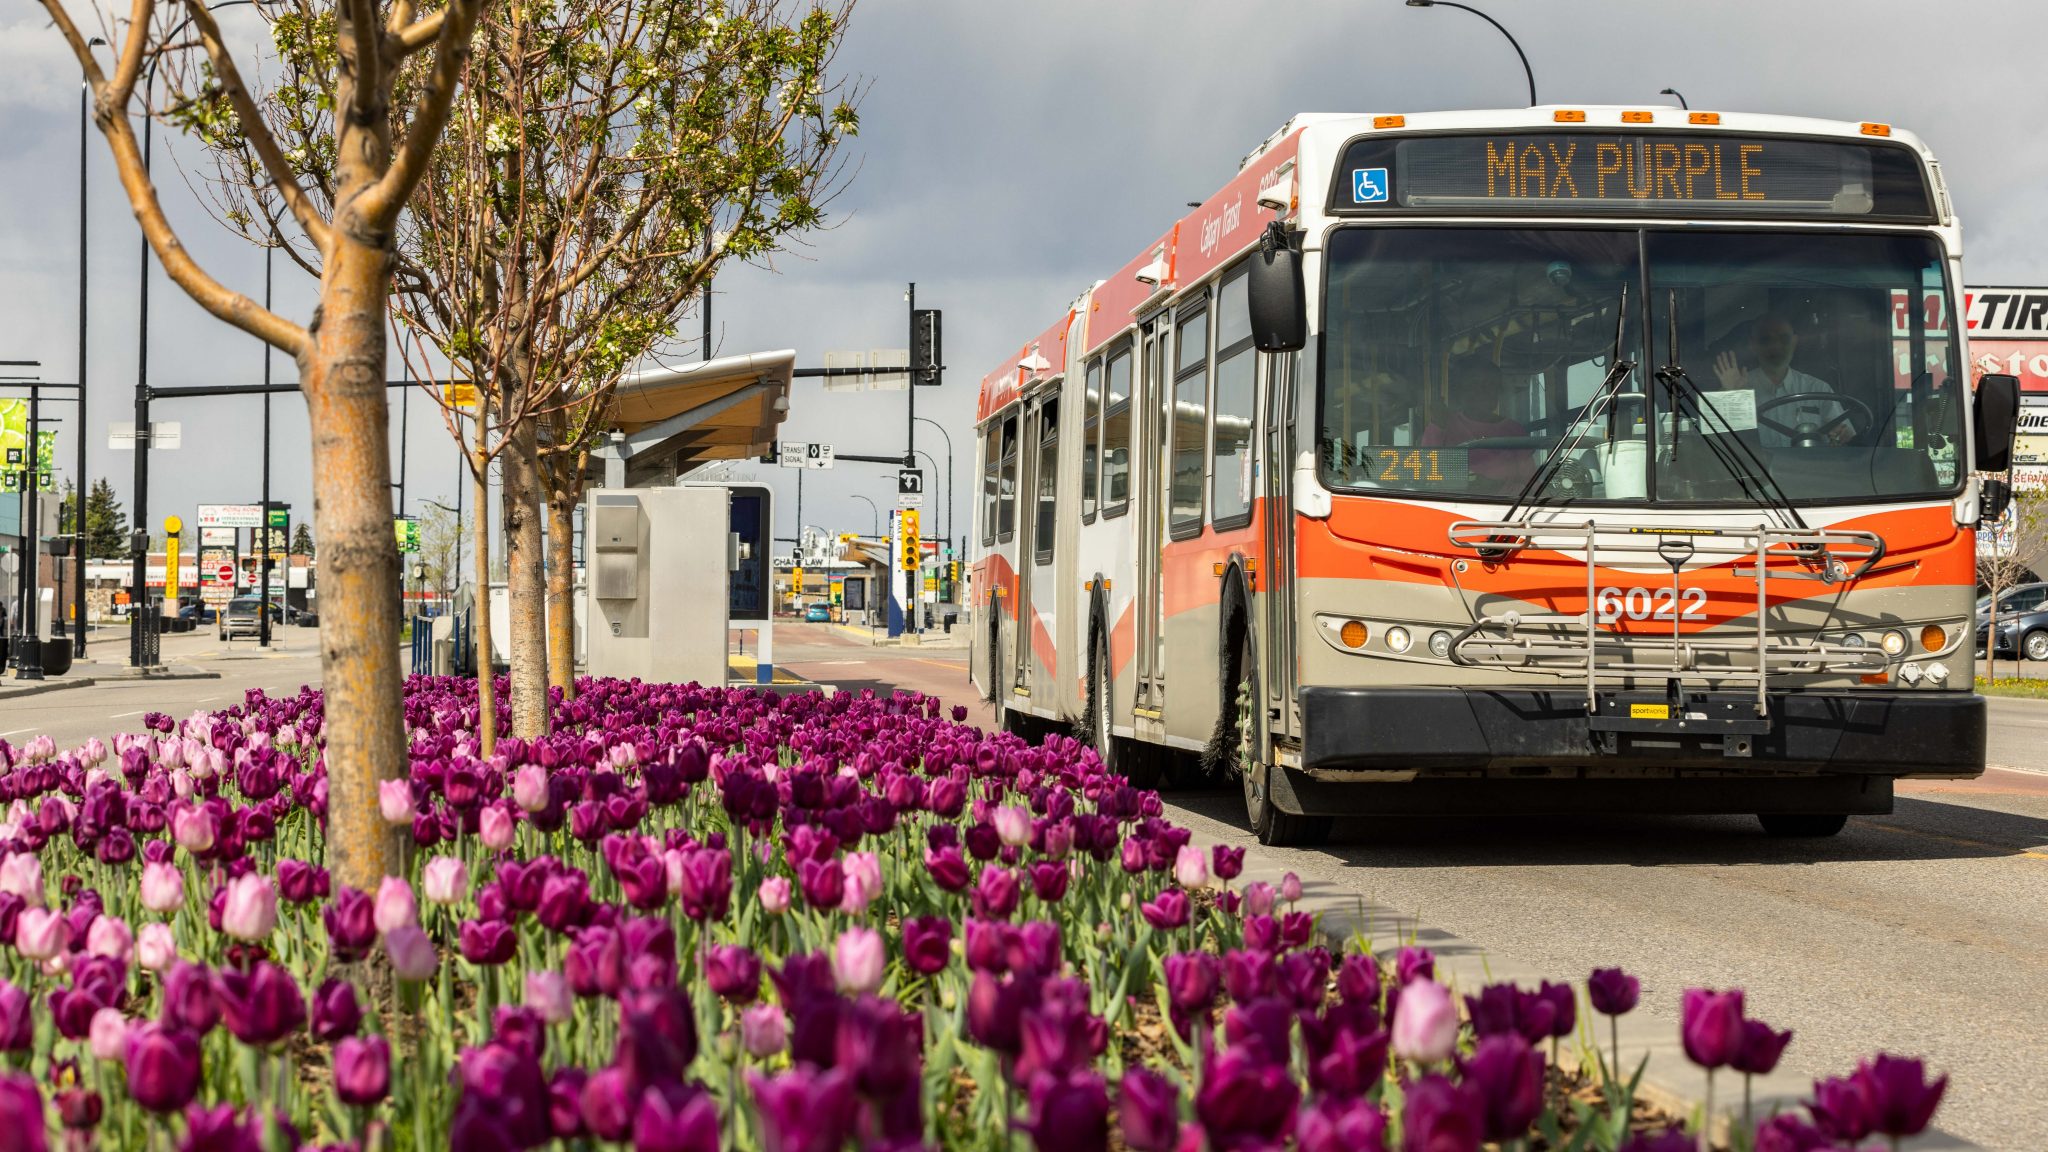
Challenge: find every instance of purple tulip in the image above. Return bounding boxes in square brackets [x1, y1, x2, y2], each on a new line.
[1118, 1068, 1179, 1152]
[1335, 953, 1381, 1007]
[1162, 952, 1219, 1018]
[1402, 1074, 1484, 1152]
[1395, 946, 1435, 987]
[1754, 1114, 1837, 1152]
[1194, 1046, 1298, 1151]
[0, 1075, 43, 1152]
[749, 1067, 858, 1152]
[1459, 1033, 1545, 1142]
[161, 963, 219, 1036]
[1027, 860, 1070, 903]
[309, 978, 362, 1042]
[703, 945, 762, 1004]
[213, 962, 306, 1048]
[1296, 1095, 1387, 1152]
[1731, 1019, 1793, 1076]
[834, 995, 924, 1099]
[1022, 1070, 1110, 1152]
[902, 916, 953, 977]
[123, 1023, 202, 1112]
[1808, 1074, 1874, 1143]
[924, 847, 971, 892]
[967, 971, 1030, 1056]
[457, 1042, 552, 1149]
[675, 848, 732, 922]
[1300, 1007, 1388, 1099]
[1853, 1054, 1947, 1138]
[1139, 889, 1189, 931]
[459, 919, 517, 966]
[1617, 1127, 1696, 1152]
[0, 982, 30, 1052]
[616, 987, 700, 1091]
[973, 866, 1021, 920]
[1680, 988, 1746, 1070]
[1210, 844, 1245, 882]
[634, 1082, 721, 1152]
[796, 858, 844, 910]
[1587, 967, 1640, 1016]
[333, 1036, 391, 1105]
[323, 887, 377, 962]
[579, 1066, 636, 1142]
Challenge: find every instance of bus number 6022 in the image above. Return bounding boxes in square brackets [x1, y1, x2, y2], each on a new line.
[1596, 586, 1708, 623]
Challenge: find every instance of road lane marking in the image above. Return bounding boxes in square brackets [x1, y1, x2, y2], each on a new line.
[111, 710, 145, 718]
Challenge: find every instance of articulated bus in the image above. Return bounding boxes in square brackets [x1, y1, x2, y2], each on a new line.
[969, 107, 2020, 845]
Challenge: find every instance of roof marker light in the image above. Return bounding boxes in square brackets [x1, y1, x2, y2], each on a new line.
[1553, 110, 1586, 123]
[1688, 111, 1721, 125]
[1621, 110, 1653, 123]
[1373, 115, 1406, 129]
[1860, 122, 1892, 137]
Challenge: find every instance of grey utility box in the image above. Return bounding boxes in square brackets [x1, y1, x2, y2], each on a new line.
[583, 486, 730, 686]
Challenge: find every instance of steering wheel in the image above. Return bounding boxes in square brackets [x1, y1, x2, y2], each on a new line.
[1755, 391, 1874, 447]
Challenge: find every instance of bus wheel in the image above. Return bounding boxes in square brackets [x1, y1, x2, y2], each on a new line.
[1086, 632, 1118, 770]
[1233, 632, 1331, 847]
[1757, 813, 1849, 837]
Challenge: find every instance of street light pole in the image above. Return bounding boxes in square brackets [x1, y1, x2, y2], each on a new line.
[1404, 0, 1537, 107]
[913, 415, 954, 557]
[259, 244, 273, 648]
[850, 493, 879, 538]
[74, 66, 96, 656]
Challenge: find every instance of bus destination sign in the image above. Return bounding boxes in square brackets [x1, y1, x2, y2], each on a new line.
[1333, 132, 1934, 220]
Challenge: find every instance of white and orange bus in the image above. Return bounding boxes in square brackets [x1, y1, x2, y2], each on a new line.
[970, 107, 2019, 845]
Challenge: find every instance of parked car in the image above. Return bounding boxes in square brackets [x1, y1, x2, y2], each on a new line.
[1977, 582, 2048, 660]
[219, 597, 265, 641]
[178, 602, 219, 624]
[804, 602, 832, 623]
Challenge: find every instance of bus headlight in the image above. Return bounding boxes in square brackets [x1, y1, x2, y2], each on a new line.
[1428, 631, 1453, 658]
[1840, 633, 1866, 649]
[1385, 626, 1412, 653]
[1881, 630, 1908, 657]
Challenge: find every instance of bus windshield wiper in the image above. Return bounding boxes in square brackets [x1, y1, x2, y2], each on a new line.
[1653, 293, 1807, 532]
[1499, 285, 1633, 525]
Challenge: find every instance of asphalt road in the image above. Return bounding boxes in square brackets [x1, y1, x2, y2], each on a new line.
[776, 624, 2047, 1150]
[0, 622, 2036, 1147]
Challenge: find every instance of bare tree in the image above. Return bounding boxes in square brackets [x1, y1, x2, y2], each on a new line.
[40, 0, 484, 891]
[1979, 488, 2048, 679]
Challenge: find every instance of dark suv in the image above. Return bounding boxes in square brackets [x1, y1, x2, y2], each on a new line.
[1978, 582, 2048, 661]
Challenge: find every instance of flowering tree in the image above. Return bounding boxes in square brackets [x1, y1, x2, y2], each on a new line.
[39, 0, 485, 890]
[1977, 488, 2048, 677]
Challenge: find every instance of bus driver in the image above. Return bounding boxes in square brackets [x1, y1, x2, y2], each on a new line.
[1711, 314, 1850, 447]
[1421, 361, 1528, 492]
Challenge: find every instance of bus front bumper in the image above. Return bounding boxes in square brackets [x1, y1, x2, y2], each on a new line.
[1297, 686, 1984, 778]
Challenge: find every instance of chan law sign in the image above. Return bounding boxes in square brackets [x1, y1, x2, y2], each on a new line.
[197, 504, 264, 529]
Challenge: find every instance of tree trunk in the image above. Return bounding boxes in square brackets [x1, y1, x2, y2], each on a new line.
[471, 411, 498, 757]
[501, 409, 550, 737]
[302, 227, 406, 895]
[544, 457, 579, 700]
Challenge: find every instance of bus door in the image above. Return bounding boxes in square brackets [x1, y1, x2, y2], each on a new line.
[1260, 351, 1296, 735]
[1012, 393, 1042, 697]
[1134, 317, 1168, 712]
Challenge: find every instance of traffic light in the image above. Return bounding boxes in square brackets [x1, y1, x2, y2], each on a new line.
[898, 511, 920, 571]
[911, 309, 942, 385]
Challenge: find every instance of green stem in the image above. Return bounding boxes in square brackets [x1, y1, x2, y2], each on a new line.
[1701, 1068, 1715, 1152]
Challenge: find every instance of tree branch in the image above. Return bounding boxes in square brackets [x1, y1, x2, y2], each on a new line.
[361, 0, 481, 226]
[395, 9, 444, 54]
[182, 0, 332, 253]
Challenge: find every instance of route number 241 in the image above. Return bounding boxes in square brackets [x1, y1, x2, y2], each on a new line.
[1596, 586, 1707, 623]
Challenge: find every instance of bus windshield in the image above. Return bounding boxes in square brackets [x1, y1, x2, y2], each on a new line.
[1318, 227, 1964, 507]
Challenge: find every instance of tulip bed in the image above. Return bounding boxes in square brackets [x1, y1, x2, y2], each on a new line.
[0, 675, 1954, 1152]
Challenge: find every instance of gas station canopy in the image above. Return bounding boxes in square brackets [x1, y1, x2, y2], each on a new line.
[597, 350, 795, 487]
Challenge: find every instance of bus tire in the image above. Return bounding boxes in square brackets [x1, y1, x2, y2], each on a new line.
[1757, 813, 1849, 838]
[1232, 630, 1331, 846]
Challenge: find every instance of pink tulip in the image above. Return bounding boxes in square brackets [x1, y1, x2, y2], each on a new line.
[14, 908, 68, 960]
[378, 780, 416, 825]
[170, 805, 214, 853]
[1174, 845, 1211, 890]
[512, 765, 549, 812]
[993, 805, 1031, 847]
[0, 855, 43, 907]
[1391, 978, 1458, 1064]
[384, 925, 438, 981]
[140, 862, 185, 914]
[740, 1003, 788, 1059]
[758, 877, 791, 916]
[831, 926, 886, 995]
[1242, 881, 1276, 918]
[1280, 871, 1303, 904]
[422, 856, 469, 906]
[81, 737, 108, 766]
[221, 874, 278, 941]
[479, 806, 516, 852]
[89, 1007, 130, 1060]
[840, 852, 882, 915]
[525, 971, 572, 1024]
[136, 923, 177, 971]
[87, 916, 133, 963]
[374, 877, 418, 935]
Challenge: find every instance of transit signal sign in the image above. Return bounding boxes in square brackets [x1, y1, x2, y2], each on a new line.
[897, 468, 924, 507]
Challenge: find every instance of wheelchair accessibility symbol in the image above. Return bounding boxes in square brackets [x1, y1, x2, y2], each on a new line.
[1351, 167, 1389, 204]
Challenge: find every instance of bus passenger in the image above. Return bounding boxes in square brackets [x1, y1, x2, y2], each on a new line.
[1421, 361, 1527, 492]
[1711, 314, 1849, 446]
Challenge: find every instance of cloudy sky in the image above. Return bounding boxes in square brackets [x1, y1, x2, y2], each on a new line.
[4, 0, 2046, 565]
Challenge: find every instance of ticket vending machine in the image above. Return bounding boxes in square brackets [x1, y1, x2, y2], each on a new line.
[584, 483, 775, 686]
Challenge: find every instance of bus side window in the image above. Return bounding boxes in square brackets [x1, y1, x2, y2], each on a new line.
[1034, 403, 1059, 565]
[1211, 266, 1255, 526]
[997, 415, 1019, 542]
[1172, 302, 1210, 534]
[1082, 359, 1102, 522]
[980, 427, 1000, 548]
[1102, 343, 1133, 516]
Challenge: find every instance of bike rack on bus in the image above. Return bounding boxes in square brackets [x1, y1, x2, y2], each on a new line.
[1442, 520, 1887, 726]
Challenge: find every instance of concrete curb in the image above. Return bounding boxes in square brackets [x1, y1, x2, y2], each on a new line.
[0, 677, 97, 701]
[1170, 814, 1982, 1150]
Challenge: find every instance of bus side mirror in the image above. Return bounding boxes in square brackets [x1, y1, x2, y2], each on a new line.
[1981, 476, 2014, 524]
[1247, 224, 1306, 353]
[1974, 372, 2021, 472]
